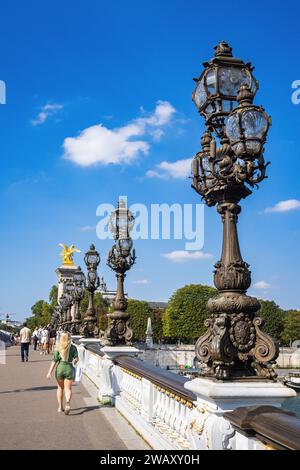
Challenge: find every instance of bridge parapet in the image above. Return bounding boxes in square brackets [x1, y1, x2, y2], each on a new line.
[75, 341, 300, 451]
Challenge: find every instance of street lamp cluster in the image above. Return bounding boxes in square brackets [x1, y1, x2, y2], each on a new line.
[51, 200, 136, 346]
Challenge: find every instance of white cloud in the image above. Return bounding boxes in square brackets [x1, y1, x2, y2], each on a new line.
[133, 279, 148, 284]
[32, 103, 64, 125]
[79, 225, 96, 232]
[253, 281, 272, 289]
[146, 158, 192, 180]
[162, 250, 213, 263]
[265, 199, 300, 213]
[63, 100, 176, 167]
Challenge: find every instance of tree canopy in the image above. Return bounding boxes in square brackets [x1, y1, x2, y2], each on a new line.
[162, 284, 217, 343]
[258, 300, 284, 341]
[126, 299, 164, 342]
[281, 310, 300, 346]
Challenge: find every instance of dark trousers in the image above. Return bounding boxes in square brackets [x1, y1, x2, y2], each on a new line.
[33, 337, 38, 350]
[21, 343, 30, 361]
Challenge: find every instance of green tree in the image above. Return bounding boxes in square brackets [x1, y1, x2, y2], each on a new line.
[163, 284, 217, 343]
[49, 285, 58, 306]
[125, 299, 164, 342]
[126, 299, 152, 342]
[281, 310, 300, 346]
[258, 300, 284, 340]
[152, 308, 165, 343]
[27, 296, 55, 329]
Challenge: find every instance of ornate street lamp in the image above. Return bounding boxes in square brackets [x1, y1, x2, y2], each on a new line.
[58, 292, 72, 332]
[103, 200, 136, 346]
[191, 42, 278, 380]
[70, 267, 86, 335]
[80, 244, 101, 337]
[50, 305, 61, 329]
[64, 281, 75, 332]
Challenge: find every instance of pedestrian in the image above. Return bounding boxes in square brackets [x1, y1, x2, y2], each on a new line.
[19, 322, 31, 362]
[49, 326, 56, 354]
[46, 332, 78, 415]
[40, 327, 49, 355]
[37, 326, 42, 350]
[32, 327, 39, 350]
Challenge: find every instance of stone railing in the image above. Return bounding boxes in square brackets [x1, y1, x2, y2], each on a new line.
[224, 405, 300, 450]
[76, 341, 300, 451]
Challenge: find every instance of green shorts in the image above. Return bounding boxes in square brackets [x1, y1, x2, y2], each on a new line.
[56, 362, 75, 381]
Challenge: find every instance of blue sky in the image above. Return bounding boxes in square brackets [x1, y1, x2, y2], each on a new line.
[0, 0, 300, 320]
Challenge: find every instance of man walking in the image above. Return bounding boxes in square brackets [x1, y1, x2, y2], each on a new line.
[20, 322, 31, 362]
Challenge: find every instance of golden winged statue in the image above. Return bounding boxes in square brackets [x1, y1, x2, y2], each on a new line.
[59, 243, 81, 266]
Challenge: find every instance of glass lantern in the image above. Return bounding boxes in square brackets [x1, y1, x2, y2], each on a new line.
[117, 238, 133, 258]
[84, 244, 100, 269]
[109, 199, 135, 240]
[88, 270, 98, 285]
[74, 268, 85, 285]
[192, 41, 258, 126]
[226, 85, 271, 158]
[64, 282, 74, 295]
[59, 294, 69, 309]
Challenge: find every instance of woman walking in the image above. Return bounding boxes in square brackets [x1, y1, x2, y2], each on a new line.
[46, 332, 78, 415]
[40, 327, 49, 355]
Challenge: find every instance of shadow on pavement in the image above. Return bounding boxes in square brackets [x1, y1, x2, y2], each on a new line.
[69, 406, 100, 415]
[0, 385, 57, 394]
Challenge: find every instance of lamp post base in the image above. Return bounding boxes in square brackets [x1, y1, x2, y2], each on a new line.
[70, 321, 82, 335]
[80, 317, 99, 338]
[103, 311, 133, 346]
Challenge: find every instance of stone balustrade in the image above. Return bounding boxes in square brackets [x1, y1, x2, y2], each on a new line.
[75, 340, 300, 451]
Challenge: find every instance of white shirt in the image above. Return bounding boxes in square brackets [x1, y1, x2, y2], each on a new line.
[20, 327, 31, 343]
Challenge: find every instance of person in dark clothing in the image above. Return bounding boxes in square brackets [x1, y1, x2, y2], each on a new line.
[32, 328, 39, 350]
[49, 326, 57, 354]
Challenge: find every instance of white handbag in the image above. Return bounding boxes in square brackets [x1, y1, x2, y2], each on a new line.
[74, 365, 83, 382]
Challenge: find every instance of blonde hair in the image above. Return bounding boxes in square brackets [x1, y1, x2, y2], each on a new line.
[58, 332, 71, 361]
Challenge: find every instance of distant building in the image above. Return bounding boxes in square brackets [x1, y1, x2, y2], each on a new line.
[97, 277, 120, 305]
[147, 301, 168, 310]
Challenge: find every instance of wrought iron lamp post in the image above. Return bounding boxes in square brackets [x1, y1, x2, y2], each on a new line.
[70, 267, 85, 335]
[103, 200, 136, 346]
[191, 41, 278, 380]
[50, 304, 63, 330]
[64, 281, 76, 332]
[80, 244, 100, 338]
[58, 292, 72, 332]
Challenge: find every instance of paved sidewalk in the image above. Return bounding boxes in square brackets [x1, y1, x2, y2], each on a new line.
[0, 346, 146, 450]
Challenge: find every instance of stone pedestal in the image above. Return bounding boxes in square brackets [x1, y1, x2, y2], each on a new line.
[184, 377, 296, 450]
[56, 265, 78, 321]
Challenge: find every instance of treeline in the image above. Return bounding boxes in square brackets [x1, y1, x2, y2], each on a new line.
[26, 284, 300, 346]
